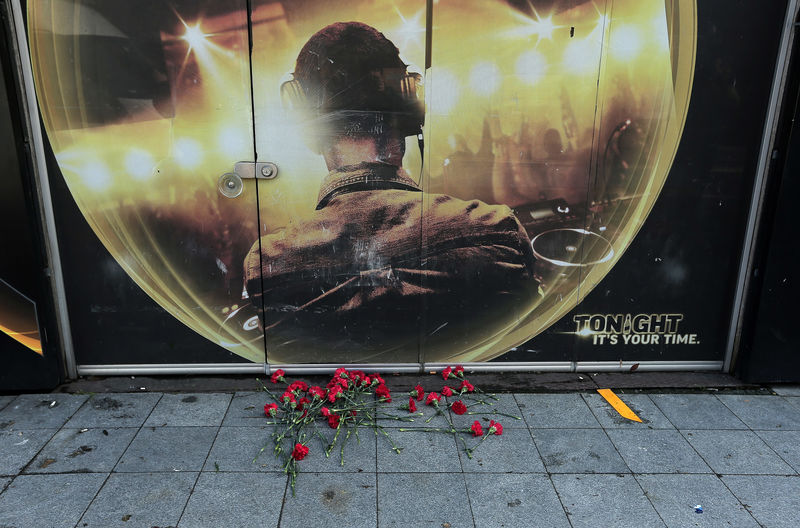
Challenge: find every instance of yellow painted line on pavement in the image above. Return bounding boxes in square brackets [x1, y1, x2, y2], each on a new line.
[597, 388, 642, 422]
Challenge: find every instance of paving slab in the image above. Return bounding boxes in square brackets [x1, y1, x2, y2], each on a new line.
[515, 393, 601, 428]
[179, 471, 286, 528]
[771, 386, 800, 397]
[682, 429, 795, 475]
[448, 393, 526, 430]
[466, 473, 570, 528]
[552, 473, 665, 528]
[606, 429, 711, 474]
[79, 472, 195, 528]
[785, 396, 800, 410]
[717, 394, 800, 430]
[532, 429, 629, 474]
[377, 397, 453, 429]
[300, 427, 377, 473]
[378, 473, 474, 527]
[0, 393, 88, 429]
[282, 472, 375, 528]
[0, 428, 57, 475]
[722, 475, 800, 528]
[649, 394, 747, 430]
[204, 426, 284, 472]
[65, 393, 161, 428]
[0, 395, 14, 412]
[0, 473, 107, 528]
[144, 392, 232, 427]
[223, 391, 275, 426]
[636, 474, 758, 528]
[583, 393, 674, 429]
[754, 430, 800, 473]
[115, 426, 217, 472]
[377, 430, 460, 473]
[458, 427, 545, 473]
[26, 427, 137, 474]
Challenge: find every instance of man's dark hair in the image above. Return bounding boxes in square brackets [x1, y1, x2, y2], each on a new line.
[294, 22, 407, 116]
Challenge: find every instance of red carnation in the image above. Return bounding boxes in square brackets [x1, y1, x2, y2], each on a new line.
[270, 369, 286, 384]
[454, 365, 465, 377]
[308, 386, 325, 399]
[327, 414, 341, 429]
[426, 392, 442, 406]
[371, 373, 385, 386]
[291, 443, 309, 460]
[489, 420, 503, 436]
[288, 381, 308, 393]
[327, 385, 343, 403]
[442, 366, 453, 380]
[459, 379, 475, 393]
[410, 385, 425, 401]
[334, 367, 349, 379]
[376, 384, 392, 402]
[408, 397, 417, 413]
[297, 397, 310, 411]
[451, 400, 467, 415]
[281, 391, 296, 406]
[470, 420, 483, 437]
[264, 403, 278, 417]
[441, 386, 454, 397]
[321, 406, 331, 417]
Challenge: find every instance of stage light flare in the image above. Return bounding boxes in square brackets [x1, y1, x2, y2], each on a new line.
[470, 62, 501, 97]
[507, 11, 559, 41]
[610, 25, 643, 61]
[516, 50, 547, 85]
[532, 15, 556, 40]
[391, 8, 426, 51]
[182, 24, 209, 51]
[577, 327, 594, 336]
[173, 137, 203, 169]
[125, 148, 156, 181]
[426, 68, 460, 115]
[81, 160, 112, 190]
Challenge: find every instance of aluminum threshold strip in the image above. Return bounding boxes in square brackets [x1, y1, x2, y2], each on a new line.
[424, 362, 572, 372]
[270, 363, 421, 374]
[78, 363, 266, 376]
[575, 360, 723, 372]
[77, 360, 721, 376]
[9, 0, 77, 378]
[724, 0, 800, 373]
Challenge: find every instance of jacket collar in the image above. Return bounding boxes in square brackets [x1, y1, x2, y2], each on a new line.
[316, 162, 421, 209]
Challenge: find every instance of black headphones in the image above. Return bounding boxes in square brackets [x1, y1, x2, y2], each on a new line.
[280, 68, 425, 153]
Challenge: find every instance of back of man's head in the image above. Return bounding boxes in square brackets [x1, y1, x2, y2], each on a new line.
[293, 22, 406, 117]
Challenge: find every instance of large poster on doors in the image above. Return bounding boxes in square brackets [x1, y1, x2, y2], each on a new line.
[26, 0, 786, 366]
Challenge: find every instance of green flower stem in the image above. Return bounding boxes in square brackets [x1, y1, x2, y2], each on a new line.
[374, 424, 403, 454]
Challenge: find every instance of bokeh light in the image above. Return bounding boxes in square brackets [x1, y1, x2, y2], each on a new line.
[469, 62, 501, 96]
[124, 149, 156, 181]
[610, 25, 643, 61]
[516, 50, 548, 85]
[81, 160, 112, 190]
[173, 138, 204, 169]
[427, 68, 460, 114]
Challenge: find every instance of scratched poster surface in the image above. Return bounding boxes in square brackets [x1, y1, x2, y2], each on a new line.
[25, 0, 785, 366]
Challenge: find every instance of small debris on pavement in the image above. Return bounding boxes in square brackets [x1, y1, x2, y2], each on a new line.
[694, 505, 703, 514]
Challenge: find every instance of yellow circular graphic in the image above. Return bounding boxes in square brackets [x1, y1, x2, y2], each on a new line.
[28, 0, 695, 364]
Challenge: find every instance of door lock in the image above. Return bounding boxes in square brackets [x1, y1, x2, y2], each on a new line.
[234, 161, 278, 180]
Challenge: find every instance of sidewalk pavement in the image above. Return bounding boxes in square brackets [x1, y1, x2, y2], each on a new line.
[1, 387, 800, 527]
